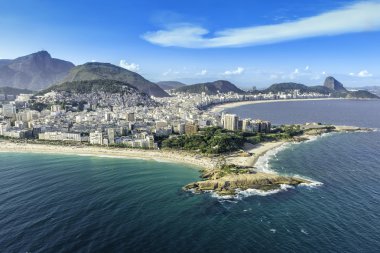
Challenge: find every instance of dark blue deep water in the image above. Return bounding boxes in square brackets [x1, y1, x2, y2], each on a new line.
[1, 99, 380, 252]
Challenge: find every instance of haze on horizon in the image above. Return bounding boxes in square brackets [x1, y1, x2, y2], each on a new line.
[0, 0, 379, 88]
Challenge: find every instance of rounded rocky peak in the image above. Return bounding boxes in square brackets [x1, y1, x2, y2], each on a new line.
[31, 50, 52, 59]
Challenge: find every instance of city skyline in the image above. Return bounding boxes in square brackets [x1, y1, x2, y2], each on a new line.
[1, 0, 380, 87]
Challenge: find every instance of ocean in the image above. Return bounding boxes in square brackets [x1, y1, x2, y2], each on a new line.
[1, 99, 380, 252]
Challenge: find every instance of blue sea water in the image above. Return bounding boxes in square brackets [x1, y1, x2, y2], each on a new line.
[1, 99, 380, 252]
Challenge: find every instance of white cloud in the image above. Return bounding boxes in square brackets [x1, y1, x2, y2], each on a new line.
[358, 70, 373, 77]
[322, 71, 327, 75]
[270, 74, 279, 79]
[289, 68, 300, 79]
[196, 69, 208, 76]
[162, 68, 180, 76]
[349, 70, 373, 77]
[143, 2, 380, 48]
[223, 67, 244, 75]
[305, 65, 310, 71]
[119, 60, 140, 72]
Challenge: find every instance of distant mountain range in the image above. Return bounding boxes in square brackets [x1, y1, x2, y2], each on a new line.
[0, 51, 74, 90]
[351, 86, 380, 97]
[0, 51, 378, 100]
[256, 76, 378, 99]
[156, 81, 186, 90]
[62, 62, 169, 97]
[174, 80, 245, 95]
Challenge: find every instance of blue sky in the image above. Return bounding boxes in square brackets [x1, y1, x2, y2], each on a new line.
[0, 0, 379, 88]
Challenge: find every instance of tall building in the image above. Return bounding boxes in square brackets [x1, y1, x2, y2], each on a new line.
[51, 104, 62, 112]
[89, 131, 103, 145]
[107, 128, 115, 144]
[104, 112, 111, 121]
[223, 114, 239, 131]
[155, 121, 167, 130]
[242, 119, 251, 132]
[184, 123, 198, 135]
[178, 123, 185, 134]
[2, 104, 16, 118]
[127, 112, 135, 122]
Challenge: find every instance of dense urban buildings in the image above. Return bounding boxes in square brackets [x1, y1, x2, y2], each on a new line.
[0, 89, 331, 147]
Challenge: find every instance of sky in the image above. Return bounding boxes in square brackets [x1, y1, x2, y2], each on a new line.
[0, 0, 379, 88]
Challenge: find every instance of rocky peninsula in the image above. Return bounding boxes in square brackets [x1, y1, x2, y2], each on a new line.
[183, 124, 371, 197]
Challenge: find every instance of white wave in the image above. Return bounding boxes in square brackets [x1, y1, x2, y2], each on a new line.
[207, 184, 295, 200]
[254, 143, 291, 173]
[270, 229, 277, 233]
[299, 180, 324, 188]
[235, 184, 295, 199]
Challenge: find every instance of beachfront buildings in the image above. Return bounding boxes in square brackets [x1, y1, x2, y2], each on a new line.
[0, 89, 281, 148]
[223, 114, 239, 131]
[222, 113, 271, 133]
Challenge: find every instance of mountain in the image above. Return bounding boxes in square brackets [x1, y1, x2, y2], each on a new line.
[262, 82, 331, 94]
[351, 86, 380, 97]
[174, 80, 245, 95]
[324, 76, 379, 98]
[36, 79, 158, 109]
[346, 90, 379, 99]
[260, 78, 378, 99]
[156, 81, 186, 90]
[0, 86, 35, 96]
[0, 51, 75, 90]
[61, 62, 169, 97]
[324, 76, 347, 92]
[0, 60, 11, 68]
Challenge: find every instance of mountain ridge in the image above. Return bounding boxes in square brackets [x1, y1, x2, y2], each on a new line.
[156, 81, 186, 90]
[0, 51, 75, 90]
[174, 80, 245, 95]
[35, 79, 158, 109]
[61, 62, 169, 97]
[256, 77, 378, 99]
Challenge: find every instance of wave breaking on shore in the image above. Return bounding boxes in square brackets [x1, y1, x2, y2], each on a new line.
[207, 134, 329, 200]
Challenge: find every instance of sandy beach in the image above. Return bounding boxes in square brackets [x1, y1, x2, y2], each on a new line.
[0, 141, 215, 170]
[0, 140, 287, 172]
[225, 141, 286, 168]
[210, 98, 344, 113]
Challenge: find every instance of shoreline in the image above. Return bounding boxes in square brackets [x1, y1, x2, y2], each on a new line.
[0, 124, 370, 198]
[209, 98, 345, 113]
[0, 141, 216, 171]
[0, 123, 368, 172]
[0, 139, 289, 173]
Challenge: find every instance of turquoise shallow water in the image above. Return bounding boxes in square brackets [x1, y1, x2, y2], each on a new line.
[1, 99, 380, 252]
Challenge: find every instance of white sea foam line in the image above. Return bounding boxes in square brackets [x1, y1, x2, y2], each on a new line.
[207, 134, 334, 200]
[255, 131, 339, 174]
[207, 184, 296, 200]
[254, 143, 291, 173]
[235, 184, 295, 199]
